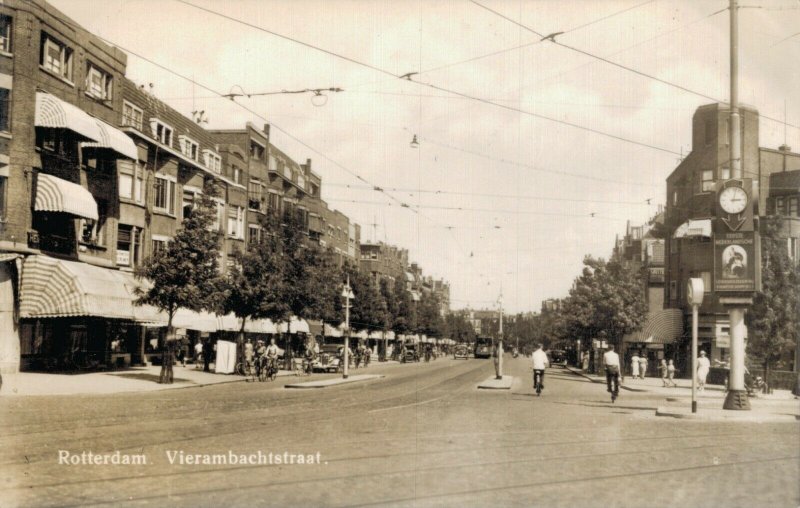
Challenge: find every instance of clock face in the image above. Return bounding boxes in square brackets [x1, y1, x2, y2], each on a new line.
[719, 186, 748, 214]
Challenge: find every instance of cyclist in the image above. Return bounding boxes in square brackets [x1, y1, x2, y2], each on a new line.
[603, 344, 623, 402]
[531, 343, 549, 395]
[265, 338, 280, 374]
[243, 339, 254, 374]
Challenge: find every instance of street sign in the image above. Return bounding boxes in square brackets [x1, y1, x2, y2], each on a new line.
[713, 231, 756, 292]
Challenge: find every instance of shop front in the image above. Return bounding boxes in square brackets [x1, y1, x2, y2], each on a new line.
[622, 308, 684, 377]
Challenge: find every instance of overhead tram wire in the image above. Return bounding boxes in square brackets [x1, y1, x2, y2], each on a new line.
[172, 0, 683, 157]
[469, 0, 800, 131]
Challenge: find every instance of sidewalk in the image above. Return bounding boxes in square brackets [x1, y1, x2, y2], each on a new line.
[564, 364, 797, 401]
[0, 364, 294, 397]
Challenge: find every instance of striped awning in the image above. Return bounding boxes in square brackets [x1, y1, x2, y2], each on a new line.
[35, 174, 99, 220]
[0, 253, 20, 263]
[82, 118, 138, 159]
[35, 92, 103, 141]
[19, 255, 160, 320]
[276, 317, 310, 334]
[623, 309, 684, 344]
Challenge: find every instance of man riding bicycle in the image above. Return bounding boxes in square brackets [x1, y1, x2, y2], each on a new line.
[603, 344, 623, 402]
[531, 343, 549, 395]
[265, 338, 280, 373]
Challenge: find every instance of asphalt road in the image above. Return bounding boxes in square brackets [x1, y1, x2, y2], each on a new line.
[1, 356, 798, 508]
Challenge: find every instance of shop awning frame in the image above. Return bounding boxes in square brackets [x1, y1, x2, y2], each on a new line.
[82, 118, 139, 160]
[673, 219, 712, 239]
[623, 309, 684, 345]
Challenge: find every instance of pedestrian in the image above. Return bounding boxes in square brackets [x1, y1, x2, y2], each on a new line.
[244, 338, 254, 373]
[176, 340, 186, 368]
[203, 340, 212, 372]
[582, 351, 589, 371]
[194, 340, 203, 369]
[630, 351, 640, 380]
[639, 353, 648, 379]
[659, 359, 669, 387]
[697, 350, 710, 391]
[602, 344, 622, 399]
[667, 359, 677, 387]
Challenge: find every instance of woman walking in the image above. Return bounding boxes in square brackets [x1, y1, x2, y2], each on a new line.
[659, 359, 669, 387]
[697, 350, 711, 391]
[639, 354, 648, 380]
[667, 359, 678, 387]
[630, 352, 640, 380]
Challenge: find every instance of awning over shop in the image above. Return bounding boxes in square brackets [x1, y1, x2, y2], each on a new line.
[276, 317, 310, 334]
[245, 318, 278, 334]
[308, 319, 324, 336]
[35, 173, 99, 220]
[623, 309, 684, 345]
[172, 309, 220, 332]
[82, 118, 138, 159]
[0, 253, 20, 263]
[673, 219, 712, 239]
[35, 92, 102, 141]
[19, 255, 160, 320]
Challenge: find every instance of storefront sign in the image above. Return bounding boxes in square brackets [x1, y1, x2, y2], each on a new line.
[714, 231, 756, 292]
[715, 335, 731, 348]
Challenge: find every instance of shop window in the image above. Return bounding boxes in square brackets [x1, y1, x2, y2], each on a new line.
[117, 224, 141, 267]
[0, 15, 12, 53]
[40, 33, 73, 81]
[85, 63, 112, 101]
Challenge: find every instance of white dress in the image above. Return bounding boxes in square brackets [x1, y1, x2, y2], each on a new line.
[697, 357, 711, 383]
[631, 356, 640, 377]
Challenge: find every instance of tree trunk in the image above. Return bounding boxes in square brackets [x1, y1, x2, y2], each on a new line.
[764, 358, 771, 394]
[284, 320, 292, 371]
[238, 316, 247, 366]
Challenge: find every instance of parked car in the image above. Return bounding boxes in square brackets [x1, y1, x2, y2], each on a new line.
[313, 345, 342, 373]
[401, 344, 420, 363]
[549, 349, 566, 365]
[453, 344, 470, 359]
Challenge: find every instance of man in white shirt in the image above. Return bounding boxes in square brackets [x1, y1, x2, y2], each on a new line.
[603, 344, 623, 398]
[532, 344, 549, 394]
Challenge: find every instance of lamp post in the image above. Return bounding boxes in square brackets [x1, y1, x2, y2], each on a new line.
[687, 278, 705, 413]
[496, 291, 504, 379]
[342, 276, 355, 379]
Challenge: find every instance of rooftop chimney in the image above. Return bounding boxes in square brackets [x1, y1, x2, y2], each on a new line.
[263, 124, 271, 141]
[778, 144, 791, 153]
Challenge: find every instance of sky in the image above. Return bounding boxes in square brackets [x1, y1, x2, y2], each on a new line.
[50, 0, 800, 313]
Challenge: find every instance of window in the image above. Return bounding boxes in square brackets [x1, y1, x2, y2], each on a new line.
[153, 175, 175, 214]
[700, 271, 711, 292]
[117, 224, 141, 267]
[211, 198, 224, 232]
[704, 119, 716, 146]
[232, 167, 241, 184]
[152, 237, 168, 256]
[227, 206, 244, 239]
[250, 139, 265, 161]
[85, 63, 112, 101]
[787, 196, 799, 217]
[122, 101, 143, 130]
[118, 160, 144, 204]
[149, 119, 173, 147]
[721, 167, 730, 180]
[178, 136, 199, 160]
[248, 224, 260, 245]
[248, 180, 263, 211]
[672, 190, 678, 206]
[789, 237, 798, 263]
[268, 154, 277, 171]
[202, 150, 221, 173]
[775, 197, 785, 215]
[80, 200, 107, 246]
[0, 175, 5, 220]
[182, 189, 197, 220]
[0, 15, 12, 53]
[267, 191, 281, 214]
[701, 170, 714, 192]
[0, 87, 9, 132]
[40, 33, 73, 81]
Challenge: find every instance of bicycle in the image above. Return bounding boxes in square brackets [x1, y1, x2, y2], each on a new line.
[236, 360, 257, 382]
[606, 367, 621, 403]
[533, 369, 545, 396]
[294, 357, 312, 376]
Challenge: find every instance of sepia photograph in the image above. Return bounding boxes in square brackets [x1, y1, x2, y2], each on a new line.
[0, 0, 798, 506]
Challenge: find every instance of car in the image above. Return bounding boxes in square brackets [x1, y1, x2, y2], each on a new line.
[474, 337, 493, 359]
[549, 349, 566, 365]
[401, 343, 420, 363]
[453, 345, 470, 359]
[312, 344, 342, 373]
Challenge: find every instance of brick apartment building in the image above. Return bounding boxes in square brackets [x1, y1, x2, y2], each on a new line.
[664, 103, 800, 369]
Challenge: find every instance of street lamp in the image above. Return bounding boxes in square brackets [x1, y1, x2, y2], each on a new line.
[410, 135, 420, 148]
[341, 276, 355, 379]
[687, 278, 705, 413]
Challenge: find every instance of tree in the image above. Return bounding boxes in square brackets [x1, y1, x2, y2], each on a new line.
[562, 256, 647, 350]
[301, 246, 344, 337]
[342, 262, 388, 334]
[417, 291, 445, 338]
[219, 214, 289, 357]
[445, 312, 476, 344]
[135, 180, 222, 337]
[747, 216, 800, 389]
[392, 276, 416, 335]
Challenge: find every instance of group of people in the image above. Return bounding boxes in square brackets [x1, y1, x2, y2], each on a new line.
[243, 338, 280, 374]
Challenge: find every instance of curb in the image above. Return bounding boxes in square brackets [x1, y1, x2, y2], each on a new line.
[477, 375, 514, 390]
[285, 374, 384, 389]
[655, 406, 799, 423]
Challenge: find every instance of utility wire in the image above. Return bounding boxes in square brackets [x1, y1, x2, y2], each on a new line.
[470, 0, 800, 130]
[173, 0, 683, 155]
